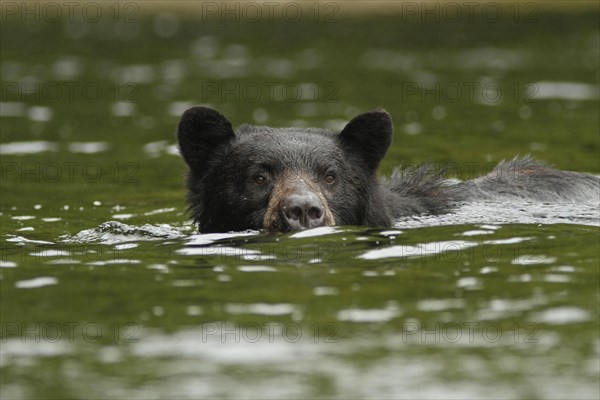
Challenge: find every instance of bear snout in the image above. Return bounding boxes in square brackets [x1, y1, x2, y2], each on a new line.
[282, 192, 325, 230]
[262, 174, 336, 232]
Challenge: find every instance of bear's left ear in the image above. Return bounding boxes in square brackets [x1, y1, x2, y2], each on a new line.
[177, 106, 235, 170]
[339, 109, 393, 170]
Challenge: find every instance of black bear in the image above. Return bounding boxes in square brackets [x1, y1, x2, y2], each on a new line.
[177, 106, 599, 233]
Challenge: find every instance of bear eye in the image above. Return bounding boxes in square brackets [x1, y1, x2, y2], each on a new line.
[324, 173, 335, 184]
[254, 174, 268, 185]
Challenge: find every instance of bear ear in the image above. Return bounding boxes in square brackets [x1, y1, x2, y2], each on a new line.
[339, 109, 393, 170]
[177, 106, 235, 170]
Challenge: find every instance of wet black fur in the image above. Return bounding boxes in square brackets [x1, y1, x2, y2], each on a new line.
[178, 106, 600, 233]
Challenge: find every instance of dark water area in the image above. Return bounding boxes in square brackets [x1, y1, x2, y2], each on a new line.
[1, 3, 599, 399]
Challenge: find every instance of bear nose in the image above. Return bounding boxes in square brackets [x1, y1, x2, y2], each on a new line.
[282, 193, 324, 230]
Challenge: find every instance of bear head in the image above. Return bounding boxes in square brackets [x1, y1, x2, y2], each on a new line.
[177, 106, 393, 233]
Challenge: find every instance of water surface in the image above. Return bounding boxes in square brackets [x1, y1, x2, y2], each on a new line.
[1, 6, 599, 399]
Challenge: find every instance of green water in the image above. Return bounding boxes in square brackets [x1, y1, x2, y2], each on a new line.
[1, 4, 599, 399]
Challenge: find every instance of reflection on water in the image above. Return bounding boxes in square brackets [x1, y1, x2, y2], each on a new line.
[1, 7, 599, 400]
[396, 200, 600, 228]
[1, 217, 599, 399]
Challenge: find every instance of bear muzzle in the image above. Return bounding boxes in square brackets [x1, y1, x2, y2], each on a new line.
[282, 191, 324, 230]
[263, 174, 335, 232]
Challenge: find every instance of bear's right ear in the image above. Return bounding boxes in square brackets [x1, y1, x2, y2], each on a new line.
[339, 109, 393, 171]
[177, 106, 235, 170]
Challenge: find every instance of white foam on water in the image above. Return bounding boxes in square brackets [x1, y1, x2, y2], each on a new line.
[0, 141, 58, 155]
[68, 142, 109, 154]
[528, 81, 599, 101]
[15, 276, 58, 289]
[359, 240, 477, 260]
[290, 226, 342, 238]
